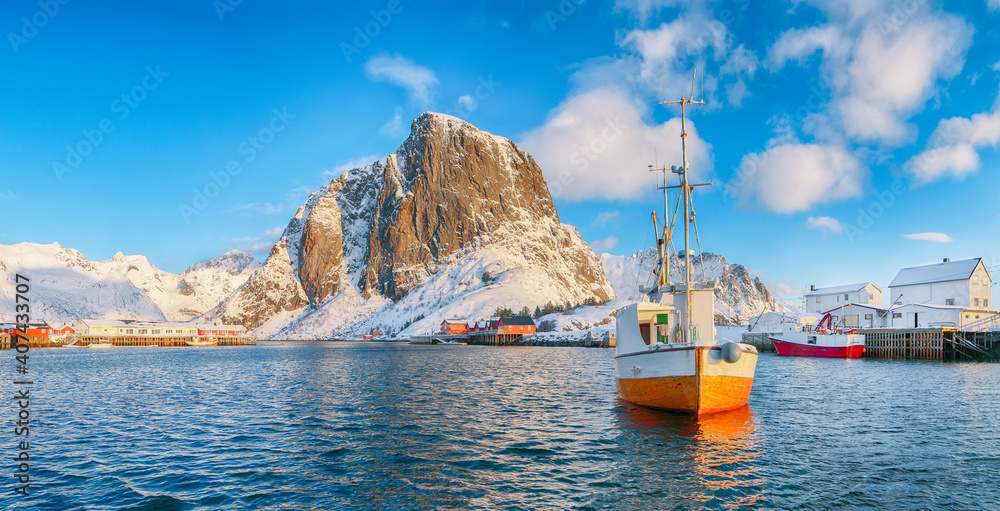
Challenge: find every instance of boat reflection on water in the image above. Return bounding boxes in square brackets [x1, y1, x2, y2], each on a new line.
[614, 402, 766, 508]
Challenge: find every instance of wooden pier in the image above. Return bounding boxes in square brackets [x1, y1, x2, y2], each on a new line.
[467, 332, 526, 346]
[5, 334, 256, 349]
[71, 335, 257, 347]
[860, 328, 944, 360]
[740, 333, 777, 353]
[861, 328, 1000, 361]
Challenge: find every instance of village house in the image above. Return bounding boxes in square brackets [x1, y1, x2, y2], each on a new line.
[73, 319, 247, 339]
[439, 319, 471, 335]
[816, 258, 996, 330]
[888, 258, 993, 310]
[805, 282, 883, 314]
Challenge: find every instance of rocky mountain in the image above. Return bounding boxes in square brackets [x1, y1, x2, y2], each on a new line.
[601, 249, 792, 324]
[203, 112, 616, 338]
[0, 242, 260, 325]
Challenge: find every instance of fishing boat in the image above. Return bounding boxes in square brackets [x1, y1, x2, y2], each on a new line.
[769, 312, 865, 358]
[185, 337, 218, 347]
[614, 72, 758, 415]
[88, 340, 114, 348]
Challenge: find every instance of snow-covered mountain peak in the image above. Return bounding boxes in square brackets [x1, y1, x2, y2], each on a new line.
[184, 250, 260, 275]
[206, 113, 615, 338]
[0, 242, 260, 323]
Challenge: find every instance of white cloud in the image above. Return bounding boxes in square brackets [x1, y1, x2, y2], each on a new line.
[834, 17, 972, 144]
[902, 232, 953, 243]
[0, 190, 15, 201]
[768, 281, 805, 300]
[228, 203, 284, 217]
[766, 6, 973, 146]
[458, 95, 475, 110]
[324, 154, 381, 178]
[766, 26, 847, 69]
[806, 216, 844, 234]
[593, 210, 623, 226]
[364, 54, 438, 107]
[905, 102, 1000, 182]
[614, 0, 686, 22]
[730, 143, 866, 213]
[520, 88, 713, 201]
[378, 105, 405, 138]
[990, 0, 1000, 12]
[589, 236, 619, 253]
[227, 227, 284, 255]
[615, 10, 758, 110]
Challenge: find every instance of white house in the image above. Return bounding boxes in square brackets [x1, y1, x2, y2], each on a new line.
[73, 319, 201, 337]
[816, 302, 999, 330]
[805, 282, 883, 314]
[817, 303, 890, 329]
[888, 258, 993, 310]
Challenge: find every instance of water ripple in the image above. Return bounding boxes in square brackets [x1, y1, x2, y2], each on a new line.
[1, 345, 998, 509]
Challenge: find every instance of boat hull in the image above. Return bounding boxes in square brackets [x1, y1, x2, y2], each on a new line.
[770, 338, 864, 359]
[185, 340, 218, 347]
[615, 345, 757, 415]
[616, 373, 754, 415]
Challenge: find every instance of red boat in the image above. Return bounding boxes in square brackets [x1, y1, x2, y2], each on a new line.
[769, 313, 865, 359]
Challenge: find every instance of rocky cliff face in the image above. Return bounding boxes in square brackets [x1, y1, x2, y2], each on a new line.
[601, 250, 791, 324]
[206, 113, 616, 337]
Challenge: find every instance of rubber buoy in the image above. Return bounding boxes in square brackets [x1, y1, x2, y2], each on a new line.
[721, 342, 742, 363]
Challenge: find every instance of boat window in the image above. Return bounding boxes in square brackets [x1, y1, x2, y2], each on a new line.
[808, 336, 817, 344]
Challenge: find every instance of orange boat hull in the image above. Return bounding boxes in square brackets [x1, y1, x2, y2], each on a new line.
[616, 374, 754, 415]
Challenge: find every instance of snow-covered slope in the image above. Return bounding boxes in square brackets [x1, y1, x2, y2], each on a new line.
[0, 242, 260, 325]
[601, 249, 792, 324]
[204, 112, 616, 339]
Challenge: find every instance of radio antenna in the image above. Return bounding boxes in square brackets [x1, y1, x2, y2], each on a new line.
[662, 61, 667, 103]
[690, 68, 696, 101]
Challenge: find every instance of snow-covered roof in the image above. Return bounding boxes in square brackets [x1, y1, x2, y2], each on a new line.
[499, 316, 535, 326]
[893, 303, 970, 311]
[889, 258, 984, 287]
[76, 319, 244, 330]
[805, 282, 881, 296]
[820, 303, 889, 314]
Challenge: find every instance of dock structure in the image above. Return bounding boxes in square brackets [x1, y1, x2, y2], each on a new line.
[860, 328, 1000, 361]
[860, 328, 945, 360]
[70, 335, 257, 347]
[3, 334, 256, 349]
[467, 331, 525, 346]
[739, 333, 777, 353]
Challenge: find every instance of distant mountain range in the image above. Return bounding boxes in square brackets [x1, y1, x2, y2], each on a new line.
[601, 250, 793, 324]
[0, 243, 259, 325]
[0, 113, 789, 335]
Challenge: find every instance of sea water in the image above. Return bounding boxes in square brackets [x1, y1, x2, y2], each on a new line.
[2, 343, 998, 509]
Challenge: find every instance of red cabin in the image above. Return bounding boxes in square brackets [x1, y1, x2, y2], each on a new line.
[496, 316, 536, 335]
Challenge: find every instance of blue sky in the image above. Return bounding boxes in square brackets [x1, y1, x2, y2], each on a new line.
[1, 0, 998, 305]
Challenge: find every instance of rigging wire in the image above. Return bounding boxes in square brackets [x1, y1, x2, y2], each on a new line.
[690, 196, 708, 283]
[632, 213, 654, 301]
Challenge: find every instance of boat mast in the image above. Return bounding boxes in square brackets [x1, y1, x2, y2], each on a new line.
[647, 163, 671, 288]
[660, 69, 705, 342]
